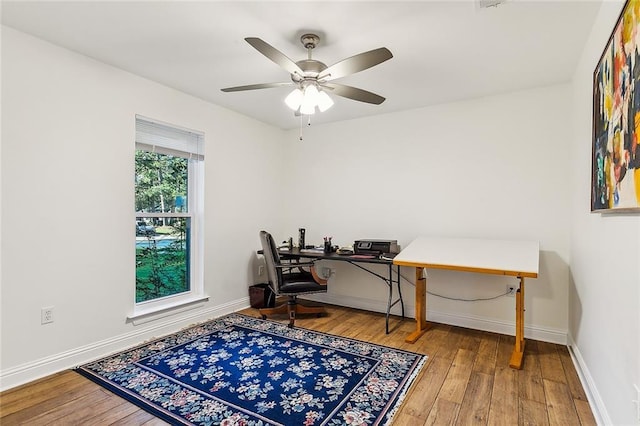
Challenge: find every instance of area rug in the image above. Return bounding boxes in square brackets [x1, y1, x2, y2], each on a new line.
[75, 313, 426, 425]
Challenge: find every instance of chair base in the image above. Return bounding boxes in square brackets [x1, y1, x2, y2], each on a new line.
[259, 298, 325, 328]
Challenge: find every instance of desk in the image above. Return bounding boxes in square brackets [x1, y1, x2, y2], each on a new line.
[276, 247, 405, 334]
[393, 237, 539, 369]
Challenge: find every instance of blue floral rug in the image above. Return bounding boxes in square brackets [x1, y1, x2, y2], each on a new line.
[75, 313, 426, 425]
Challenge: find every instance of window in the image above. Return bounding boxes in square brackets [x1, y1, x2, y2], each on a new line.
[134, 116, 205, 316]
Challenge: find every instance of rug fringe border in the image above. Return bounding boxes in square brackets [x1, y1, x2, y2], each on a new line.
[382, 354, 429, 425]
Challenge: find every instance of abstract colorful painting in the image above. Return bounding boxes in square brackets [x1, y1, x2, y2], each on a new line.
[592, 0, 640, 211]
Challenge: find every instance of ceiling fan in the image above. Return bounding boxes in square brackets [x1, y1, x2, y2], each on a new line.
[221, 34, 393, 115]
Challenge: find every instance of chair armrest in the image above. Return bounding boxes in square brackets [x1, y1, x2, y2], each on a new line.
[310, 266, 328, 285]
[275, 262, 327, 285]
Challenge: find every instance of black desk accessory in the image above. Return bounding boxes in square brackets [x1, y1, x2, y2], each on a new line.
[298, 228, 305, 249]
[354, 239, 399, 255]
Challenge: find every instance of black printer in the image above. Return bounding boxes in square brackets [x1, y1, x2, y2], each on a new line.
[353, 239, 400, 255]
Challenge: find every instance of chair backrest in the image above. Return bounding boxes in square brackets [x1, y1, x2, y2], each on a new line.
[260, 230, 282, 294]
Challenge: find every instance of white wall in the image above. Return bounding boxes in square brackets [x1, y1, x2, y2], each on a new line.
[0, 27, 285, 389]
[281, 84, 572, 343]
[4, 9, 639, 422]
[569, 1, 640, 424]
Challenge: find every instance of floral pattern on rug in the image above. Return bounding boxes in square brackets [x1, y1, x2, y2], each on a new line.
[76, 314, 426, 425]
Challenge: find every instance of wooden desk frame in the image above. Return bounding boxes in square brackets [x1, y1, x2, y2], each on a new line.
[393, 238, 538, 370]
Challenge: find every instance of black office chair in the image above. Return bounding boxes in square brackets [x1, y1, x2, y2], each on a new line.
[259, 230, 327, 328]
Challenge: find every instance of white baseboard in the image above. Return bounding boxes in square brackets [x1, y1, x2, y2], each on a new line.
[567, 335, 610, 426]
[428, 310, 567, 345]
[0, 298, 250, 392]
[305, 293, 567, 345]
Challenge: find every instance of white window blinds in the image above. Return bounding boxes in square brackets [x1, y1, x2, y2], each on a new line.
[135, 115, 204, 160]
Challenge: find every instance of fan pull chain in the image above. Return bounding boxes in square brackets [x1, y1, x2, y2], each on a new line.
[299, 113, 304, 141]
[298, 114, 313, 141]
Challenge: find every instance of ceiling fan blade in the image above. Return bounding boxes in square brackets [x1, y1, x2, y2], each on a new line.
[319, 47, 393, 81]
[323, 83, 386, 105]
[221, 82, 293, 92]
[245, 37, 304, 76]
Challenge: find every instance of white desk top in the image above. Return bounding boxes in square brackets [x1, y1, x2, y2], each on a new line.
[393, 236, 539, 277]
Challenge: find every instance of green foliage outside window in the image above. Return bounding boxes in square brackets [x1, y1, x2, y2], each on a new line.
[135, 151, 190, 303]
[135, 151, 188, 214]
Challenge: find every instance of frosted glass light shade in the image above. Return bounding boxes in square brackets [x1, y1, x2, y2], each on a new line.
[317, 90, 334, 112]
[300, 102, 316, 115]
[285, 84, 334, 115]
[284, 88, 303, 111]
[300, 85, 319, 115]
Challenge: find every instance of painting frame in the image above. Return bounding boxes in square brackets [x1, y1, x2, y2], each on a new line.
[592, 0, 640, 212]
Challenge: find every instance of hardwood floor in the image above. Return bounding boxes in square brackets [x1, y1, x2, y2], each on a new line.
[0, 305, 596, 425]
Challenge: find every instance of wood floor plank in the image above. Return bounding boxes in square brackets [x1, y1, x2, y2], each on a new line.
[424, 397, 460, 426]
[574, 398, 597, 426]
[521, 339, 539, 370]
[543, 378, 581, 425]
[537, 342, 566, 383]
[519, 399, 550, 426]
[558, 346, 588, 401]
[392, 411, 429, 426]
[82, 398, 142, 424]
[21, 388, 113, 425]
[518, 342, 546, 404]
[488, 366, 519, 425]
[111, 409, 169, 425]
[0, 378, 101, 424]
[496, 334, 515, 367]
[457, 371, 493, 424]
[518, 371, 546, 407]
[0, 370, 89, 416]
[140, 416, 172, 425]
[437, 348, 476, 404]
[438, 328, 473, 361]
[53, 391, 133, 425]
[0, 304, 596, 426]
[412, 324, 451, 359]
[472, 332, 499, 375]
[462, 329, 484, 352]
[401, 356, 451, 420]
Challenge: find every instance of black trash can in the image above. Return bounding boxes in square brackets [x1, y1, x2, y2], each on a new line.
[249, 283, 275, 309]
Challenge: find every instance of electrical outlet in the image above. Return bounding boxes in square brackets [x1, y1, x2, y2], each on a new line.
[321, 267, 336, 279]
[41, 306, 54, 324]
[321, 267, 331, 279]
[506, 285, 516, 297]
[258, 265, 264, 276]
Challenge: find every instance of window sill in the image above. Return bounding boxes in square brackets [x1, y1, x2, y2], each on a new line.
[127, 295, 210, 324]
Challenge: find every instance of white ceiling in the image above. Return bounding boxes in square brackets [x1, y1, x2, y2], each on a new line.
[1, 0, 603, 130]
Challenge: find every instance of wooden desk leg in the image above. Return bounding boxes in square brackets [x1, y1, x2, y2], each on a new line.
[509, 276, 526, 369]
[405, 267, 430, 343]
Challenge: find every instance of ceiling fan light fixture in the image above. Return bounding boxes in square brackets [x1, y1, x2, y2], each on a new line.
[285, 88, 303, 111]
[223, 34, 392, 121]
[300, 84, 320, 115]
[291, 83, 333, 115]
[299, 101, 316, 115]
[317, 90, 334, 112]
